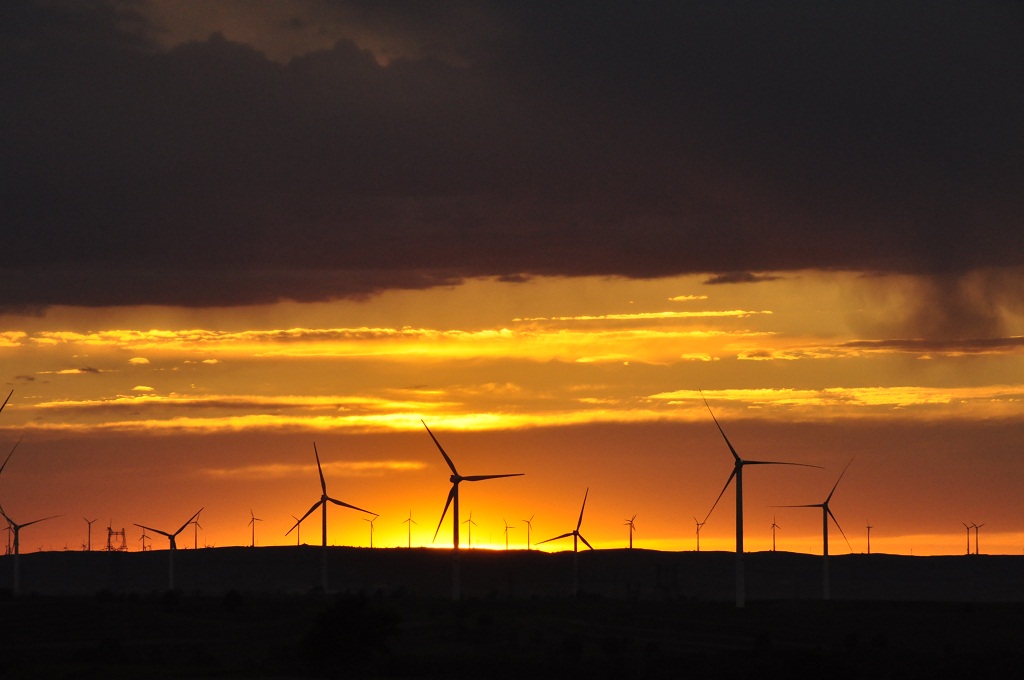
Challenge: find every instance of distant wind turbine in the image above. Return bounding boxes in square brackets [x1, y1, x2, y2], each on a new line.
[522, 514, 535, 550]
[84, 517, 97, 552]
[972, 522, 984, 555]
[776, 458, 854, 600]
[694, 517, 705, 552]
[700, 392, 820, 608]
[461, 511, 478, 548]
[133, 507, 203, 590]
[538, 488, 592, 596]
[402, 510, 417, 548]
[771, 516, 780, 552]
[0, 505, 62, 595]
[291, 515, 302, 545]
[962, 522, 972, 555]
[422, 420, 523, 600]
[248, 510, 261, 547]
[139, 526, 150, 551]
[191, 511, 203, 549]
[503, 519, 514, 550]
[625, 514, 637, 549]
[363, 514, 378, 548]
[866, 522, 872, 555]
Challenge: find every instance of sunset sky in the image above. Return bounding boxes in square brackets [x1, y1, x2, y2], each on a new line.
[2, 1, 1023, 558]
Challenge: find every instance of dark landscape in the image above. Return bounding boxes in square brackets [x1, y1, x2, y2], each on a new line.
[2, 547, 1024, 678]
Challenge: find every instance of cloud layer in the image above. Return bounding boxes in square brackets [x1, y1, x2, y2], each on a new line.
[3, 1, 1022, 307]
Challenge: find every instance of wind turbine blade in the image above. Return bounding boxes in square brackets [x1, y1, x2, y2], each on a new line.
[313, 443, 327, 495]
[134, 523, 173, 539]
[21, 514, 62, 528]
[0, 437, 22, 476]
[828, 507, 852, 552]
[825, 458, 855, 504]
[579, 533, 594, 550]
[773, 503, 823, 509]
[463, 473, 524, 482]
[536, 532, 573, 545]
[701, 391, 740, 462]
[702, 468, 737, 524]
[287, 500, 322, 534]
[432, 485, 456, 542]
[0, 390, 11, 414]
[576, 488, 589, 532]
[326, 497, 375, 515]
[421, 420, 459, 475]
[744, 460, 822, 469]
[174, 508, 204, 536]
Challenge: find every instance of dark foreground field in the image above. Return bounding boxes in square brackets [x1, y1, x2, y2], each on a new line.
[1, 548, 1023, 677]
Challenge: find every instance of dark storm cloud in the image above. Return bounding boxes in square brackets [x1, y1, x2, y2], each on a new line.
[2, 1, 1023, 308]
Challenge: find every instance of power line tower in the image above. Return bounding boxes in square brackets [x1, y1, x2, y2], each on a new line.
[105, 525, 127, 552]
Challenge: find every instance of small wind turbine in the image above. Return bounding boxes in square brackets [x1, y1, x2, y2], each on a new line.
[700, 392, 820, 608]
[503, 519, 514, 550]
[422, 420, 523, 600]
[402, 510, 417, 548]
[248, 510, 261, 547]
[522, 514, 534, 550]
[694, 517, 705, 552]
[1, 506, 62, 594]
[461, 511, 478, 549]
[133, 507, 203, 591]
[537, 488, 593, 597]
[771, 516, 780, 552]
[191, 511, 202, 550]
[363, 514, 378, 548]
[625, 514, 637, 549]
[776, 458, 854, 600]
[962, 522, 972, 555]
[866, 522, 872, 555]
[139, 526, 150, 551]
[972, 522, 984, 555]
[83, 517, 97, 552]
[291, 515, 302, 545]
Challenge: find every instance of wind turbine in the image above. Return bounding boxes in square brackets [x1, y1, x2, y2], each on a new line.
[776, 458, 854, 600]
[84, 517, 97, 552]
[700, 392, 820, 608]
[422, 420, 523, 600]
[972, 523, 984, 555]
[363, 514, 378, 548]
[625, 514, 637, 549]
[694, 517, 705, 552]
[866, 522, 872, 555]
[139, 526, 150, 551]
[461, 511, 478, 549]
[133, 507, 203, 591]
[286, 443, 375, 547]
[522, 514, 534, 550]
[503, 519, 514, 550]
[402, 510, 417, 548]
[191, 511, 203, 549]
[0, 389, 11, 414]
[962, 522, 972, 555]
[291, 515, 302, 545]
[0, 505, 61, 594]
[771, 516, 780, 552]
[248, 510, 261, 547]
[537, 489, 593, 596]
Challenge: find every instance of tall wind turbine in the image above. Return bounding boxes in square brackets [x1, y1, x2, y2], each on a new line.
[625, 514, 637, 549]
[972, 523, 984, 555]
[503, 519, 514, 550]
[84, 517, 97, 552]
[402, 510, 417, 549]
[248, 510, 261, 547]
[286, 443, 375, 547]
[777, 458, 854, 600]
[694, 517, 705, 552]
[700, 392, 820, 608]
[522, 515, 534, 550]
[771, 516, 780, 552]
[461, 511, 478, 549]
[866, 522, 872, 555]
[363, 514, 377, 548]
[962, 522, 972, 555]
[133, 507, 203, 591]
[190, 511, 203, 549]
[422, 420, 523, 600]
[0, 506, 61, 595]
[139, 526, 150, 551]
[537, 488, 593, 596]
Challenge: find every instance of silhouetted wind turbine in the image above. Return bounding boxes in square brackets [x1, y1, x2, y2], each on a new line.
[866, 522, 872, 555]
[972, 522, 984, 555]
[0, 505, 61, 594]
[461, 511, 478, 548]
[402, 510, 417, 548]
[291, 515, 302, 545]
[422, 420, 523, 600]
[133, 507, 203, 591]
[363, 514, 378, 548]
[139, 526, 150, 551]
[248, 510, 261, 547]
[503, 518, 514, 550]
[700, 392, 820, 608]
[522, 514, 534, 550]
[771, 516, 780, 552]
[625, 514, 637, 549]
[84, 517, 97, 552]
[538, 488, 593, 596]
[962, 522, 972, 555]
[776, 458, 854, 600]
[191, 511, 202, 549]
[694, 517, 705, 552]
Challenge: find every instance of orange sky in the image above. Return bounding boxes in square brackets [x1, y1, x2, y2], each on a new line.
[3, 271, 1023, 556]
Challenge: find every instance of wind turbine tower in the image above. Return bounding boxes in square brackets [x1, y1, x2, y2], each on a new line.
[522, 515, 534, 550]
[771, 516, 780, 552]
[422, 420, 524, 601]
[402, 510, 417, 548]
[962, 522, 972, 555]
[364, 514, 377, 548]
[694, 517, 705, 552]
[461, 511, 478, 549]
[503, 519, 514, 550]
[700, 392, 820, 608]
[83, 517, 97, 552]
[248, 510, 261, 547]
[625, 514, 637, 549]
[972, 523, 984, 555]
[866, 522, 872, 555]
[133, 507, 203, 591]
